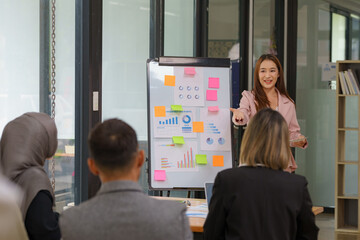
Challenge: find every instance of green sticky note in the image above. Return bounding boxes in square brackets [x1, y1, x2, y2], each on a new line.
[171, 105, 183, 111]
[172, 136, 185, 145]
[196, 154, 207, 165]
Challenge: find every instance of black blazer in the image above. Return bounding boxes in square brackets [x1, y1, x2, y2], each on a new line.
[203, 166, 319, 240]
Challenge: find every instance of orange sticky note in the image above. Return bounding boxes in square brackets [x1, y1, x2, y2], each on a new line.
[154, 170, 166, 181]
[192, 121, 204, 133]
[164, 75, 176, 86]
[154, 106, 166, 117]
[206, 90, 217, 101]
[213, 155, 224, 167]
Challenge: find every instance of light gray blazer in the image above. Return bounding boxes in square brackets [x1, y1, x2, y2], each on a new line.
[60, 180, 193, 240]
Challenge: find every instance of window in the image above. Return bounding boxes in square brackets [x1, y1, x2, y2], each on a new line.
[164, 0, 195, 56]
[0, 0, 76, 210]
[102, 0, 150, 141]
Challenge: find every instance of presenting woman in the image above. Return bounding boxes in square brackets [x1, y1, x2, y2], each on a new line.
[0, 112, 60, 240]
[230, 54, 307, 171]
[203, 108, 319, 240]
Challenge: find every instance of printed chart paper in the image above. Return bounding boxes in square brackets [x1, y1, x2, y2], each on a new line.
[153, 109, 197, 138]
[200, 108, 231, 151]
[154, 141, 199, 172]
[174, 67, 204, 106]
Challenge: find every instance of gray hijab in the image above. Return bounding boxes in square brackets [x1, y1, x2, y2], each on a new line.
[0, 112, 57, 218]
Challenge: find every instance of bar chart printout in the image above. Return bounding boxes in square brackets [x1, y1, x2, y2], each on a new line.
[178, 147, 195, 168]
[153, 110, 196, 138]
[158, 116, 179, 125]
[155, 141, 198, 172]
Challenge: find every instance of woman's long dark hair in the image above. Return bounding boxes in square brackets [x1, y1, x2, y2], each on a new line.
[253, 54, 293, 111]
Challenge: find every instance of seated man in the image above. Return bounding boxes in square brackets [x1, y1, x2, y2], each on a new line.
[60, 119, 192, 240]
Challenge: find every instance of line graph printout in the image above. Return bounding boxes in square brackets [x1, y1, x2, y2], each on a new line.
[200, 108, 231, 151]
[153, 109, 197, 138]
[154, 141, 199, 172]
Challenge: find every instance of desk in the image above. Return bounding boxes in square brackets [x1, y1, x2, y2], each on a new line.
[154, 197, 324, 233]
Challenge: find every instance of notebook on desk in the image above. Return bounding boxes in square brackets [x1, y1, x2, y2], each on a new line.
[204, 182, 214, 208]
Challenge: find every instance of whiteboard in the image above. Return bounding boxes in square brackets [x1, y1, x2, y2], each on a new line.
[147, 57, 233, 190]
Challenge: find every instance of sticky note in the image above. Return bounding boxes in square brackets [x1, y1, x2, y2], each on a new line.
[196, 154, 207, 165]
[164, 75, 176, 86]
[206, 90, 218, 101]
[213, 155, 224, 167]
[208, 77, 220, 88]
[208, 106, 219, 112]
[173, 136, 185, 145]
[184, 67, 196, 75]
[192, 121, 204, 133]
[154, 106, 166, 117]
[154, 170, 166, 181]
[171, 105, 183, 111]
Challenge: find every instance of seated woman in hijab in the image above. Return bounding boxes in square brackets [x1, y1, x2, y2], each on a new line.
[204, 108, 319, 240]
[0, 112, 60, 240]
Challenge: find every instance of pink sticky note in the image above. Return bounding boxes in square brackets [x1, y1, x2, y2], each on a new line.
[184, 67, 196, 75]
[154, 170, 166, 181]
[206, 90, 218, 101]
[208, 106, 219, 112]
[208, 77, 220, 88]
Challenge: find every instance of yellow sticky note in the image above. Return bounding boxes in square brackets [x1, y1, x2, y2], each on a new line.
[165, 75, 176, 86]
[192, 121, 204, 133]
[154, 106, 166, 117]
[196, 154, 207, 165]
[171, 105, 183, 111]
[172, 136, 185, 145]
[213, 155, 224, 167]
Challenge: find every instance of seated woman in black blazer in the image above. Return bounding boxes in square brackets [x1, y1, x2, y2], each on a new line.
[204, 108, 319, 240]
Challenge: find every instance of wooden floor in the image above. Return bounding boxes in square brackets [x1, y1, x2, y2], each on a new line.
[317, 213, 360, 240]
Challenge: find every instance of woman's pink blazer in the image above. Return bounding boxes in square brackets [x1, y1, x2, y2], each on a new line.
[234, 89, 308, 170]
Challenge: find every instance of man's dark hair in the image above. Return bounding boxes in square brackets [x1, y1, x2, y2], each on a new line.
[88, 118, 138, 171]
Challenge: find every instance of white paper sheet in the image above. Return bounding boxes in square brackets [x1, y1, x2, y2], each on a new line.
[200, 108, 231, 151]
[154, 140, 199, 172]
[173, 67, 205, 106]
[153, 109, 197, 138]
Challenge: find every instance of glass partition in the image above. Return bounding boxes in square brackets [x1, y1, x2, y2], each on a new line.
[0, 0, 76, 211]
[331, 13, 346, 61]
[253, 0, 276, 63]
[164, 0, 194, 56]
[102, 0, 150, 192]
[296, 0, 334, 207]
[208, 0, 239, 59]
[351, 14, 360, 60]
[53, 0, 76, 211]
[102, 0, 150, 141]
[0, 1, 40, 130]
[295, 0, 360, 207]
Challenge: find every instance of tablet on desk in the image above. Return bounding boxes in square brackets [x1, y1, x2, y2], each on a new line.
[204, 182, 214, 208]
